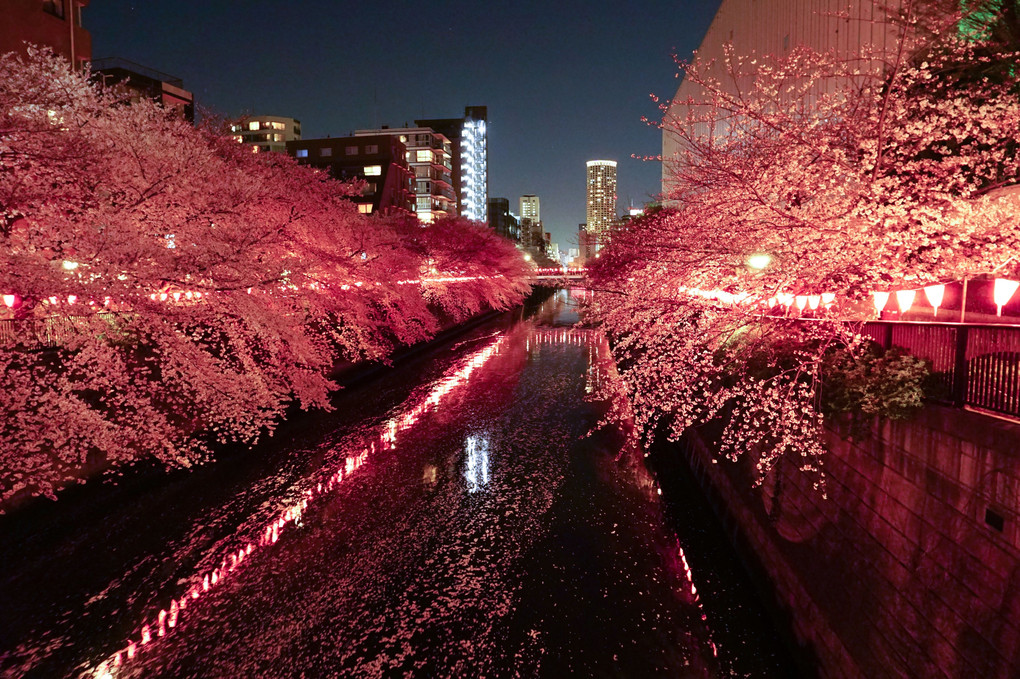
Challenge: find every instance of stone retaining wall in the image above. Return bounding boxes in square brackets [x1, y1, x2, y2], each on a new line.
[679, 404, 1020, 678]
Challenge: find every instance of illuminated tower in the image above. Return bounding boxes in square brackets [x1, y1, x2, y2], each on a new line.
[520, 194, 542, 247]
[586, 160, 617, 242]
[459, 108, 488, 222]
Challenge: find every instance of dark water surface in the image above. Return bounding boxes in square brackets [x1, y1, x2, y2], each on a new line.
[1, 290, 797, 678]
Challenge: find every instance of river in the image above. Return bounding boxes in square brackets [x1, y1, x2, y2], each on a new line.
[0, 289, 798, 678]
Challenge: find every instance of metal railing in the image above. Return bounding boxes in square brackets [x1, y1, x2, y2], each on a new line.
[863, 321, 1020, 420]
[0, 313, 120, 350]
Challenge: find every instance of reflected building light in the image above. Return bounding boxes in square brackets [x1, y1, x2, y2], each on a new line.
[464, 435, 490, 493]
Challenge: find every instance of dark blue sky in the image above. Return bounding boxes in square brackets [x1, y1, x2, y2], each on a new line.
[85, 1, 720, 249]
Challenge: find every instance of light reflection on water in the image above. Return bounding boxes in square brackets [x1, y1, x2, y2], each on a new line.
[83, 306, 609, 679]
[1, 289, 793, 679]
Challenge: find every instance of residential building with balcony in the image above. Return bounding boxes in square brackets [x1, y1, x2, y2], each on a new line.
[354, 126, 456, 224]
[231, 115, 301, 154]
[417, 106, 489, 222]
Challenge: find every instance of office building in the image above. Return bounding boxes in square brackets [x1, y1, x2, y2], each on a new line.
[288, 135, 414, 215]
[0, 0, 91, 68]
[231, 115, 301, 154]
[586, 160, 618, 244]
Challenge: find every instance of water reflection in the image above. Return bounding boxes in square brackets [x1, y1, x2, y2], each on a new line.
[464, 435, 491, 493]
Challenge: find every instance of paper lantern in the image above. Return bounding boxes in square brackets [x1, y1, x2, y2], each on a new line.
[993, 278, 1019, 316]
[896, 289, 916, 313]
[923, 284, 945, 317]
[67, 295, 77, 305]
[795, 295, 808, 310]
[2, 294, 15, 308]
[821, 293, 836, 305]
[872, 291, 890, 312]
[808, 295, 821, 310]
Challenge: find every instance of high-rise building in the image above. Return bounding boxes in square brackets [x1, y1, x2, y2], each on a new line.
[520, 195, 540, 223]
[586, 160, 617, 244]
[288, 135, 414, 216]
[231, 115, 301, 154]
[519, 194, 543, 248]
[416, 106, 489, 222]
[355, 125, 456, 223]
[0, 0, 91, 68]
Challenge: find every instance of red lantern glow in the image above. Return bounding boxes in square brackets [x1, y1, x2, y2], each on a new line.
[872, 291, 889, 312]
[923, 284, 945, 316]
[993, 278, 1019, 316]
[895, 289, 916, 313]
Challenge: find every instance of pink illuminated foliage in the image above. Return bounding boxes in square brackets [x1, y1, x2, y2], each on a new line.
[0, 48, 528, 503]
[589, 3, 1020, 492]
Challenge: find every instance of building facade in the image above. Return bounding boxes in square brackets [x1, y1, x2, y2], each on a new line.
[0, 0, 91, 68]
[232, 115, 301, 154]
[662, 0, 900, 195]
[487, 197, 520, 241]
[518, 194, 544, 249]
[355, 126, 456, 223]
[586, 160, 618, 245]
[287, 135, 414, 216]
[92, 57, 194, 122]
[417, 106, 488, 222]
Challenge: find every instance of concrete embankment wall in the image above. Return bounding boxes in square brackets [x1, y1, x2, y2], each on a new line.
[678, 405, 1020, 679]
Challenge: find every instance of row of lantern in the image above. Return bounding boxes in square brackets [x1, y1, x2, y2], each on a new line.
[873, 278, 1020, 317]
[2, 274, 503, 312]
[681, 278, 1020, 318]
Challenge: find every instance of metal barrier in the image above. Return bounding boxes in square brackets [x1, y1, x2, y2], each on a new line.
[862, 321, 1020, 420]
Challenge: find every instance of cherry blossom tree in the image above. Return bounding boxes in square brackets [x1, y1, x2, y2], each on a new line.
[588, 2, 1020, 491]
[0, 48, 529, 504]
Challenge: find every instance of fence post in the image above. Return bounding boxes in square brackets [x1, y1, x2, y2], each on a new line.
[952, 325, 969, 408]
[883, 322, 893, 351]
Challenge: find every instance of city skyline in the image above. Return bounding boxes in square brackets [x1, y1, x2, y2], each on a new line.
[83, 0, 721, 248]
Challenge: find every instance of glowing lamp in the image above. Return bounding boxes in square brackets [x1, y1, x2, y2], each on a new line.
[159, 293, 168, 302]
[778, 293, 794, 307]
[67, 294, 77, 305]
[821, 293, 836, 305]
[872, 291, 890, 312]
[767, 297, 777, 308]
[795, 295, 808, 310]
[993, 278, 1020, 316]
[48, 296, 58, 305]
[172, 291, 181, 302]
[923, 284, 945, 317]
[895, 289, 916, 313]
[808, 295, 821, 310]
[2, 294, 15, 308]
[746, 253, 771, 270]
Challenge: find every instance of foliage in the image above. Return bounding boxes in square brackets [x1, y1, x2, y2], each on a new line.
[589, 3, 1020, 493]
[0, 48, 529, 503]
[819, 344, 929, 421]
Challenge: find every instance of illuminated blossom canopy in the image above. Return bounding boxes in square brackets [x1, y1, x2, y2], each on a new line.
[589, 2, 1020, 491]
[0, 47, 530, 503]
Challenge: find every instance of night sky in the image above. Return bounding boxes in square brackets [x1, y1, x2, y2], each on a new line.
[85, 1, 721, 250]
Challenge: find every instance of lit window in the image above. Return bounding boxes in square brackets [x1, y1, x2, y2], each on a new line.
[365, 144, 378, 154]
[364, 165, 382, 176]
[346, 145, 359, 155]
[252, 146, 260, 153]
[248, 121, 259, 131]
[273, 133, 284, 142]
[296, 149, 308, 158]
[416, 150, 434, 163]
[399, 135, 408, 142]
[271, 121, 286, 130]
[230, 124, 239, 132]
[358, 204, 374, 214]
[233, 135, 243, 142]
[320, 147, 332, 157]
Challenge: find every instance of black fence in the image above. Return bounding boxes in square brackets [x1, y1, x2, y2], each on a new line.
[862, 321, 1020, 420]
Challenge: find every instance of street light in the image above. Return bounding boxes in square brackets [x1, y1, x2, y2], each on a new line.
[746, 253, 771, 270]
